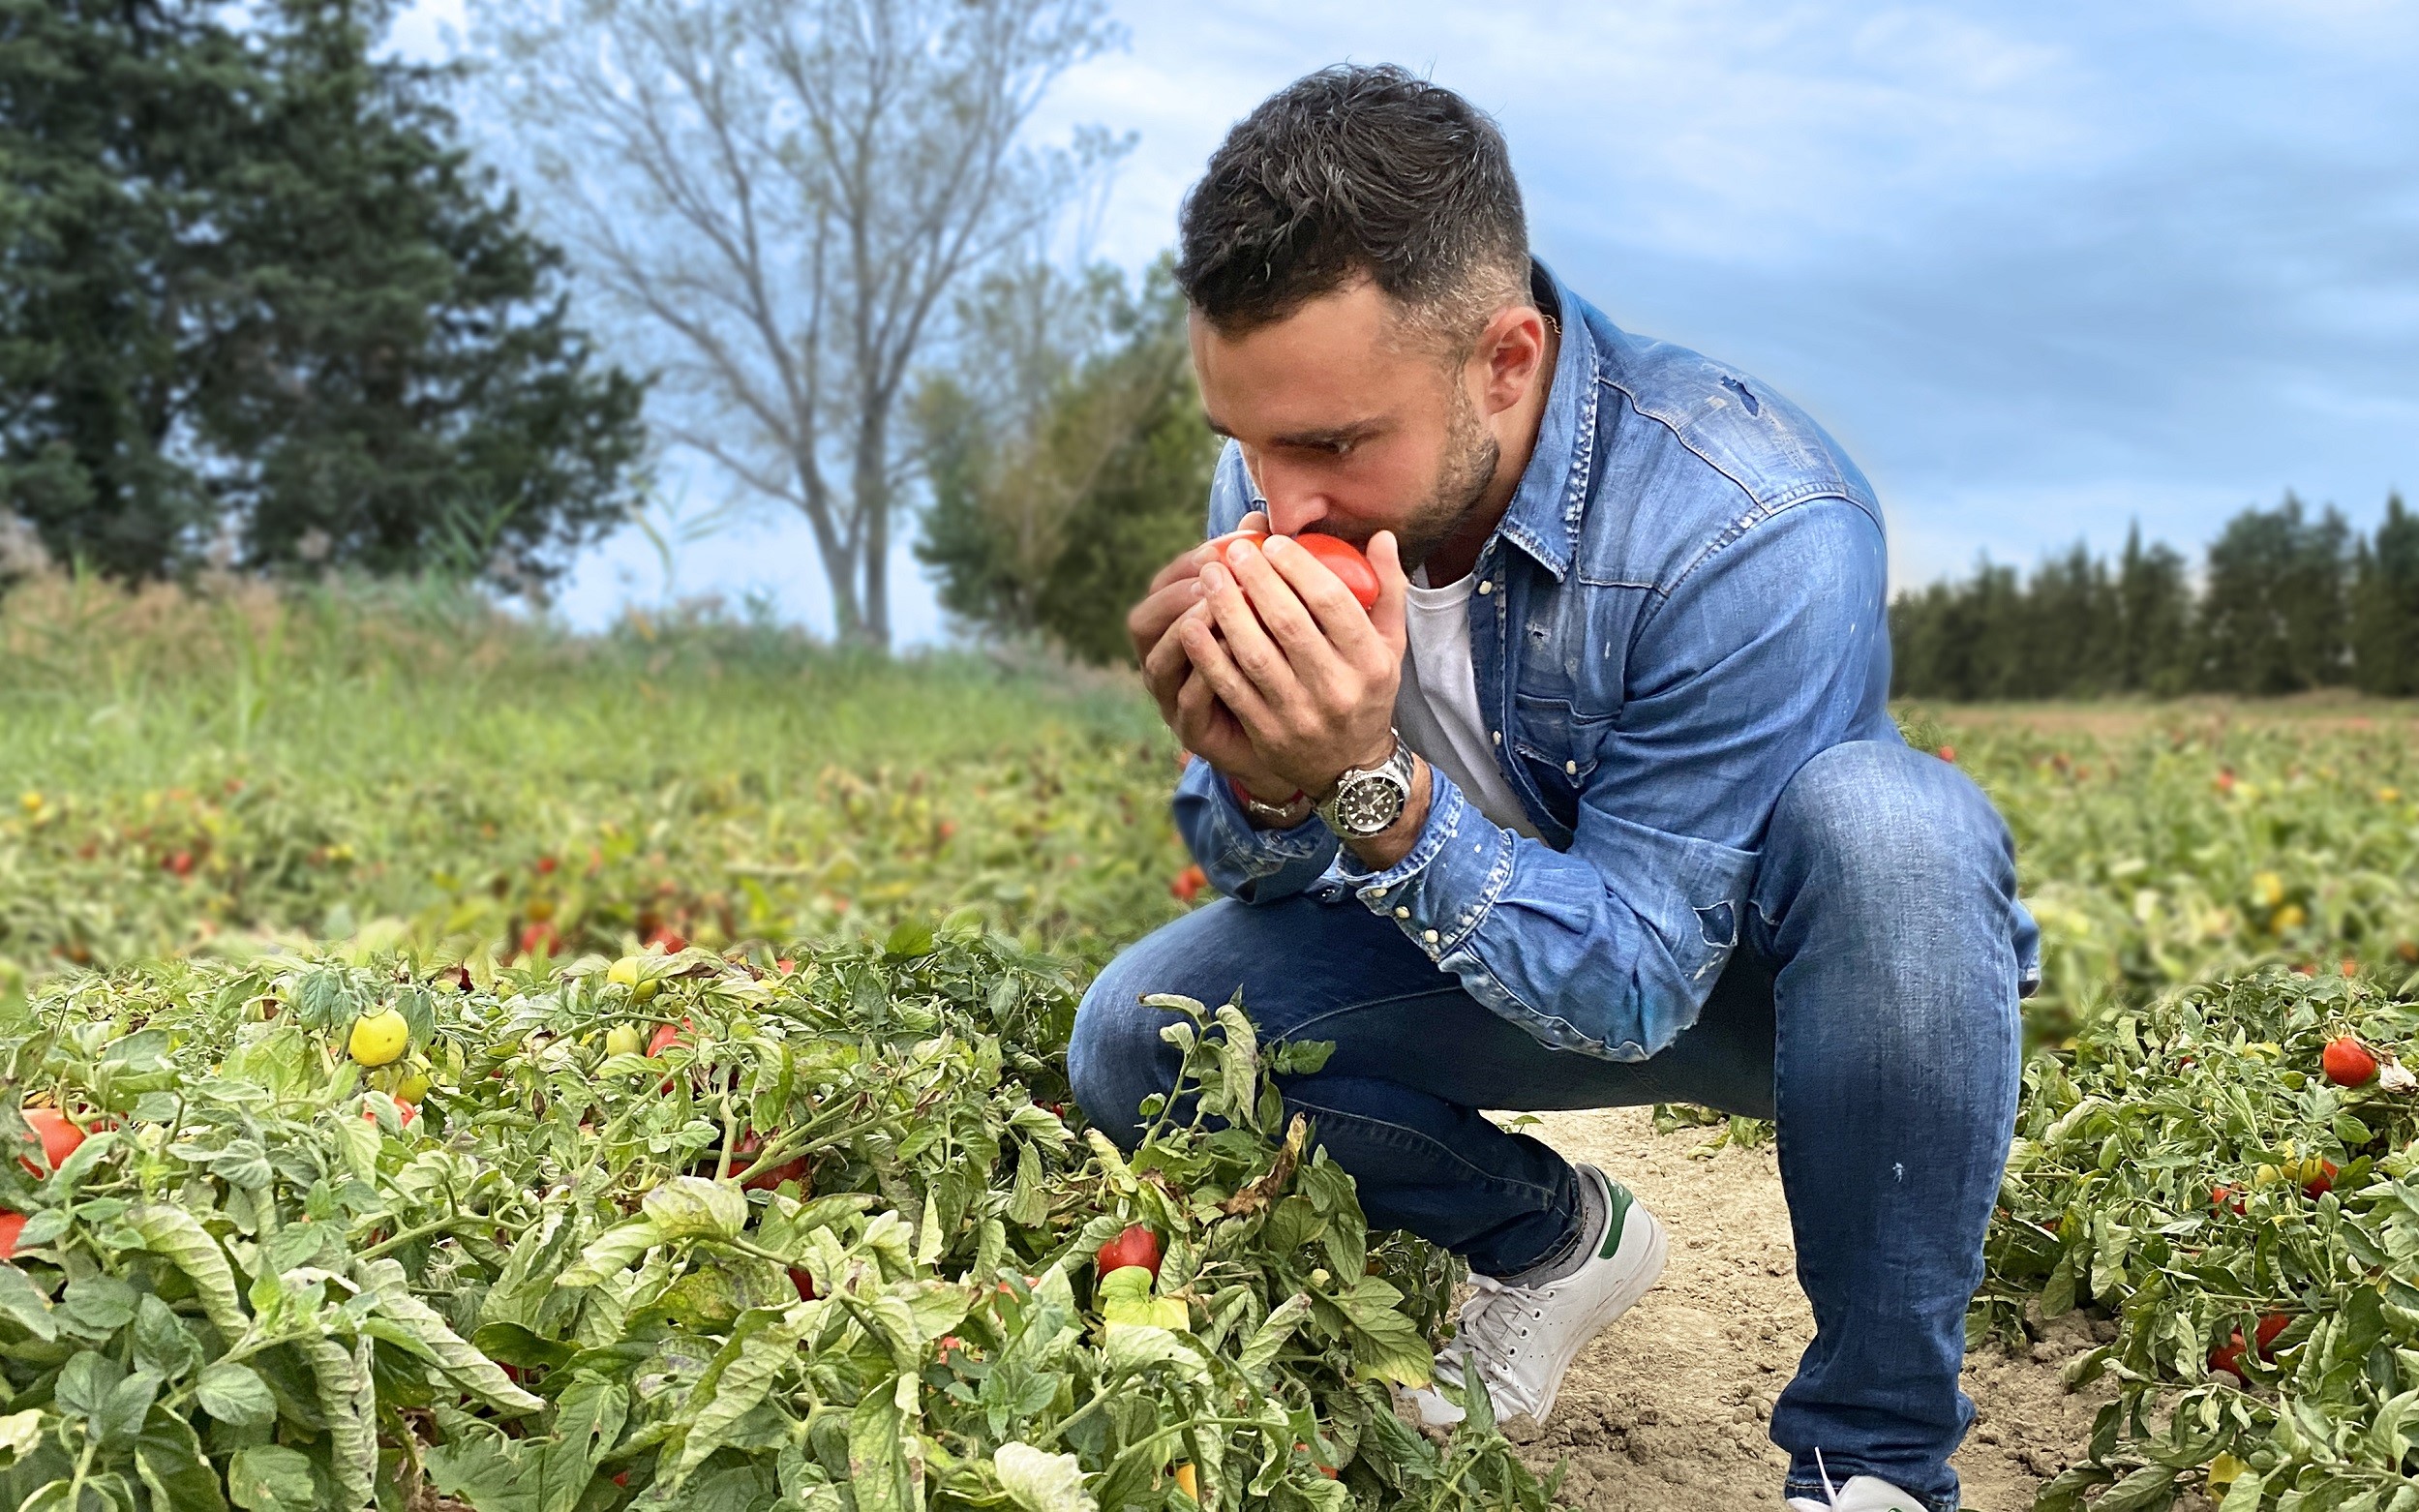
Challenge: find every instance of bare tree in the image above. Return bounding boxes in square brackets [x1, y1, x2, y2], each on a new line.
[471, 0, 1123, 648]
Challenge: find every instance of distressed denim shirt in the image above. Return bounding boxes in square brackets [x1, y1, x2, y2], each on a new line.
[1172, 261, 1906, 1063]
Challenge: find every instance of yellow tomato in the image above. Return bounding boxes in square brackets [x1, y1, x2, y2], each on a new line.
[348, 1010, 409, 1068]
[2271, 904, 2308, 934]
[607, 956, 659, 1002]
[605, 1024, 644, 1058]
[1173, 1464, 1198, 1501]
[2253, 871, 2284, 907]
[395, 1073, 431, 1104]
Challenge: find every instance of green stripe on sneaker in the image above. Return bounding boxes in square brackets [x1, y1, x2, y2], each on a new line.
[1597, 1177, 1636, 1260]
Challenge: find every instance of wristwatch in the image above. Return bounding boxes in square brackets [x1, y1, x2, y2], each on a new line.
[1315, 731, 1418, 839]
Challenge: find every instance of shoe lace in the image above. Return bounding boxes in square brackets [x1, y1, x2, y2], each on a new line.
[1445, 1273, 1558, 1406]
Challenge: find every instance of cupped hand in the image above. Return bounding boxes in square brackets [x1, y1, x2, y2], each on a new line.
[1176, 527, 1409, 800]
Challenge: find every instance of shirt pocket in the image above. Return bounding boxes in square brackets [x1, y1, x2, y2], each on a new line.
[1510, 697, 1609, 839]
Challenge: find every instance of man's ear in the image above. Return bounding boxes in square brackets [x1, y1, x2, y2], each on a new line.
[1473, 304, 1551, 417]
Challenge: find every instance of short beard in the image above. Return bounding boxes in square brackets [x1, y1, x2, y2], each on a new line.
[1388, 380, 1499, 579]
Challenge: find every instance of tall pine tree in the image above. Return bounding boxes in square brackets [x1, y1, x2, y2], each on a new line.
[0, 0, 644, 588]
[2353, 494, 2419, 696]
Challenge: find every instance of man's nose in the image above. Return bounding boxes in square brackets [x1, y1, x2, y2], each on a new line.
[1246, 456, 1333, 535]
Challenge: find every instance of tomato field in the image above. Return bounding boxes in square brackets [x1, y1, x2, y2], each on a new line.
[0, 581, 2416, 1510]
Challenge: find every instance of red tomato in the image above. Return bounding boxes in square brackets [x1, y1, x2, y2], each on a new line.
[1292, 534, 1379, 610]
[165, 851, 195, 876]
[646, 1019, 692, 1057]
[2210, 1313, 2293, 1380]
[2303, 1160, 2340, 1198]
[362, 1097, 417, 1129]
[646, 927, 688, 953]
[790, 1268, 818, 1300]
[2322, 1036, 2379, 1088]
[1170, 864, 1207, 903]
[2255, 1312, 2291, 1353]
[728, 1131, 808, 1192]
[0, 1212, 23, 1259]
[18, 1108, 83, 1176]
[519, 921, 560, 958]
[1096, 1224, 1162, 1280]
[2209, 1184, 2245, 1216]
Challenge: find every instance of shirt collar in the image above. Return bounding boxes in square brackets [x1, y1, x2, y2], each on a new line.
[1488, 258, 1598, 584]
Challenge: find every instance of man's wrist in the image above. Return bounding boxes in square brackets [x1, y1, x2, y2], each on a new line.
[1341, 755, 1432, 871]
[1226, 772, 1313, 830]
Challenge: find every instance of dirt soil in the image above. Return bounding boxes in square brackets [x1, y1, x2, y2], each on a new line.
[1494, 1107, 2117, 1511]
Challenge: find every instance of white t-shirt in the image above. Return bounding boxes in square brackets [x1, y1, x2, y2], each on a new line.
[1395, 565, 1542, 840]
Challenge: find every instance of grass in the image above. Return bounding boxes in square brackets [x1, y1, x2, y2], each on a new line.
[0, 571, 1193, 986]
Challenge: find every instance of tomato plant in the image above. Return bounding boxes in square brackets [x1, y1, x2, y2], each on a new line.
[0, 931, 1556, 1512]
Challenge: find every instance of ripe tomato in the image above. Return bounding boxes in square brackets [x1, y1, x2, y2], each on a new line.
[2209, 1184, 2245, 1216]
[1170, 864, 1207, 903]
[17, 1107, 84, 1176]
[728, 1130, 808, 1192]
[1096, 1223, 1161, 1281]
[0, 1212, 23, 1258]
[2302, 1159, 2339, 1197]
[361, 1095, 417, 1129]
[1293, 533, 1379, 610]
[645, 927, 688, 953]
[1205, 529, 1378, 611]
[2210, 1313, 2293, 1380]
[2322, 1036, 2379, 1088]
[790, 1267, 817, 1300]
[2255, 1312, 2290, 1353]
[519, 921, 560, 958]
[646, 1019, 691, 1057]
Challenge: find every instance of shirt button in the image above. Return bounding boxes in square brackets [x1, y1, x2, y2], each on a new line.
[1477, 580, 1493, 595]
[1564, 760, 1578, 775]
[1370, 887, 1386, 898]
[1491, 730, 1502, 744]
[1423, 929, 1440, 944]
[1394, 906, 1410, 919]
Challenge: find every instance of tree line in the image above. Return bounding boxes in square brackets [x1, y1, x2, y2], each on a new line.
[1890, 494, 2419, 700]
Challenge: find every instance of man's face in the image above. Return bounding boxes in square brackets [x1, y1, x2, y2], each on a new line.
[1189, 280, 1498, 575]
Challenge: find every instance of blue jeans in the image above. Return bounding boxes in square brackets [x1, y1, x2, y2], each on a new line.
[1069, 742, 2035, 1511]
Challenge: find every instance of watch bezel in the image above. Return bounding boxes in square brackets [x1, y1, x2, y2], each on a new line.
[1315, 735, 1415, 839]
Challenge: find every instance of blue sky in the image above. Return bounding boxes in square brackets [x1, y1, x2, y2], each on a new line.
[395, 1, 2419, 644]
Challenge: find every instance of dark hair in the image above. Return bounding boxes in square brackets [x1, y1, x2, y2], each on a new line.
[1176, 66, 1528, 345]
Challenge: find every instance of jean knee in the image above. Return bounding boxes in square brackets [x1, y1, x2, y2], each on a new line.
[1069, 955, 1182, 1148]
[1765, 741, 2017, 917]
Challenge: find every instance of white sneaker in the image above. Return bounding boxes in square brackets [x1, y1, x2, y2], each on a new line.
[1787, 1467, 1929, 1511]
[1404, 1164, 1667, 1429]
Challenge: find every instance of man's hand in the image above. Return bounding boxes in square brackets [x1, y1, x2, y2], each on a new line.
[1177, 528, 1410, 803]
[1131, 511, 1294, 800]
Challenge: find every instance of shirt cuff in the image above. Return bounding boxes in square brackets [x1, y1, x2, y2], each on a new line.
[1317, 765, 1519, 961]
[1175, 755, 1338, 901]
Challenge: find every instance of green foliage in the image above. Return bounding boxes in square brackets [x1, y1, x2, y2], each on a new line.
[0, 931, 1555, 1510]
[2353, 496, 2419, 698]
[916, 260, 1221, 666]
[1983, 968, 2419, 1508]
[0, 0, 646, 589]
[1890, 497, 2415, 700]
[0, 574, 1198, 989]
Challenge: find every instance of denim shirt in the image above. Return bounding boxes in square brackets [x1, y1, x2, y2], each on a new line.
[1172, 261, 1903, 1063]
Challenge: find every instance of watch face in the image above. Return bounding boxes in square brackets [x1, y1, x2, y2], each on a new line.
[1337, 773, 1407, 834]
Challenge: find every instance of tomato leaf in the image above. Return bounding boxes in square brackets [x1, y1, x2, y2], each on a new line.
[992, 1441, 1096, 1512]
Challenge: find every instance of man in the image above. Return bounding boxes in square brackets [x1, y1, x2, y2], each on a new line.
[1068, 65, 2037, 1512]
